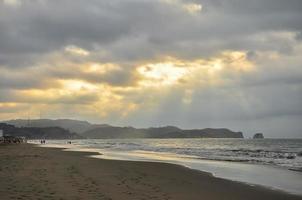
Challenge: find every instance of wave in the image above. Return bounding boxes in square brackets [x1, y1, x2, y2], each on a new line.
[31, 138, 302, 171]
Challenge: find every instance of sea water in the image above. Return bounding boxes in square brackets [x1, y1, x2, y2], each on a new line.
[31, 138, 302, 196]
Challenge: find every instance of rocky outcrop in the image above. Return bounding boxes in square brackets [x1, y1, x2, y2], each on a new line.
[253, 133, 264, 139]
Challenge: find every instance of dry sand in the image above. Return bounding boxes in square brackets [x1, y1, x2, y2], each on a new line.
[0, 144, 301, 200]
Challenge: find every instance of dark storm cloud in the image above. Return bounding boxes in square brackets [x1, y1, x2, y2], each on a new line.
[1, 0, 301, 64]
[0, 0, 302, 137]
[0, 68, 59, 89]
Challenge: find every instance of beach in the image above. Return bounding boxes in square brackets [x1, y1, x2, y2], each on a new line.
[0, 144, 301, 200]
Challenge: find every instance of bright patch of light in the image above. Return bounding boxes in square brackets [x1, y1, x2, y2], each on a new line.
[137, 62, 187, 86]
[65, 45, 90, 56]
[183, 3, 202, 13]
[62, 80, 97, 91]
[86, 63, 121, 74]
[0, 102, 18, 108]
[163, 0, 202, 14]
[3, 0, 21, 6]
[211, 61, 223, 71]
[222, 51, 254, 71]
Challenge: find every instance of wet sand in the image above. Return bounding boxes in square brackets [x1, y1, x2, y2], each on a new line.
[0, 144, 301, 200]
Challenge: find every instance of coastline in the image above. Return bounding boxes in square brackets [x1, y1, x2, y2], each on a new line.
[38, 140, 302, 196]
[1, 144, 301, 200]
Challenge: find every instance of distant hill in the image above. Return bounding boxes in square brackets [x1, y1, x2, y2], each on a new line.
[82, 126, 243, 139]
[4, 119, 109, 134]
[181, 128, 243, 138]
[3, 119, 244, 139]
[0, 123, 83, 139]
[83, 126, 144, 139]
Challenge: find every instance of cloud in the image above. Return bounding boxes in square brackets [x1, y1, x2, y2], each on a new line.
[0, 0, 302, 137]
[2, 0, 21, 6]
[65, 45, 90, 56]
[163, 0, 203, 14]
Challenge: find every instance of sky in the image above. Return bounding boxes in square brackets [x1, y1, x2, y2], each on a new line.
[0, 0, 302, 138]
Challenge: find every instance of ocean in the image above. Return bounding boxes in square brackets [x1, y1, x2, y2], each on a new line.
[31, 138, 302, 195]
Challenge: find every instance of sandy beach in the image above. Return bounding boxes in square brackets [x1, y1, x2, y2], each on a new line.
[0, 144, 301, 200]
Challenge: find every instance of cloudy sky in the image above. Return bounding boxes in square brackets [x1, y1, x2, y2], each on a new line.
[0, 0, 302, 137]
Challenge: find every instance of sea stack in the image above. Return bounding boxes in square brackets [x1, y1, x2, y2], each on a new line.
[253, 133, 264, 139]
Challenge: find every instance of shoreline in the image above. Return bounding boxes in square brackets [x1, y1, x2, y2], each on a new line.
[1, 144, 302, 200]
[37, 141, 302, 196]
